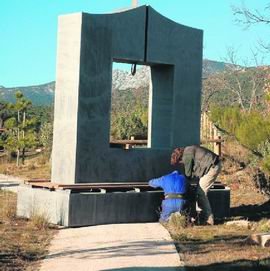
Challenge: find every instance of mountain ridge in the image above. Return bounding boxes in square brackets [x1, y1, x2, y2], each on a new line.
[0, 60, 243, 105]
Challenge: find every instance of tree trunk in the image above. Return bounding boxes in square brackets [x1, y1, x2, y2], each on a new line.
[16, 149, 20, 167]
[22, 148, 25, 165]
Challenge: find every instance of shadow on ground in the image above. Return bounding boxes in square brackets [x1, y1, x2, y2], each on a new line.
[184, 258, 270, 271]
[230, 199, 270, 221]
[45, 240, 176, 260]
[100, 258, 270, 271]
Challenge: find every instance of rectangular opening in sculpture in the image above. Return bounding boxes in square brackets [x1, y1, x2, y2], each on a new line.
[110, 62, 150, 149]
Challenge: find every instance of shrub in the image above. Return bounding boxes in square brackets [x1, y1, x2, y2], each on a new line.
[30, 212, 50, 230]
[36, 154, 49, 165]
[262, 155, 270, 175]
[39, 122, 53, 153]
[0, 191, 16, 221]
[168, 213, 187, 229]
[255, 219, 270, 233]
[210, 106, 243, 135]
[236, 112, 270, 151]
[257, 140, 270, 157]
[209, 106, 224, 126]
[211, 106, 270, 152]
[111, 104, 147, 140]
[222, 107, 243, 135]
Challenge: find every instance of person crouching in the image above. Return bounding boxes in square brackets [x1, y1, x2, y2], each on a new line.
[149, 170, 187, 223]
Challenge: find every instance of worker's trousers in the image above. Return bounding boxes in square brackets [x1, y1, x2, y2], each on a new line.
[197, 162, 222, 221]
[160, 198, 186, 222]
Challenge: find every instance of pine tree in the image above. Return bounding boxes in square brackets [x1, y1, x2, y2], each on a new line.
[2, 91, 37, 166]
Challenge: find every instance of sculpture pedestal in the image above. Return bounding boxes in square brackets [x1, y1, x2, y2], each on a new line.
[17, 185, 163, 227]
[17, 183, 230, 227]
[208, 186, 231, 219]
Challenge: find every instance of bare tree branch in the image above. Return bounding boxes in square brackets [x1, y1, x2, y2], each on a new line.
[232, 4, 270, 28]
[232, 3, 270, 54]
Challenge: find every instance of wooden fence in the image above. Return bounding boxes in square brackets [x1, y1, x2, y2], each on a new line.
[200, 111, 222, 156]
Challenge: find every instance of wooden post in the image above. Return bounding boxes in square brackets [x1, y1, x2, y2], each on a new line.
[203, 112, 207, 140]
[218, 136, 222, 157]
[125, 144, 131, 150]
[213, 126, 218, 154]
[200, 114, 202, 140]
[129, 136, 135, 149]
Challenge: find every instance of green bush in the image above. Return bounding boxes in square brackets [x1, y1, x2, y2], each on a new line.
[111, 104, 148, 140]
[210, 106, 243, 135]
[236, 112, 270, 151]
[255, 219, 270, 233]
[222, 107, 243, 135]
[210, 106, 270, 152]
[209, 106, 223, 125]
[262, 155, 270, 175]
[257, 140, 270, 158]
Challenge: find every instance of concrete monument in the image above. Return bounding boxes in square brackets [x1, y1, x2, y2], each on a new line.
[51, 6, 203, 184]
[17, 6, 210, 227]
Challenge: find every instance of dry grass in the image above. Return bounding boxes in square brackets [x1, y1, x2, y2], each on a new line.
[220, 140, 269, 208]
[167, 213, 188, 233]
[1, 140, 270, 269]
[172, 223, 270, 269]
[254, 219, 270, 233]
[0, 154, 51, 180]
[0, 190, 56, 271]
[168, 139, 270, 269]
[29, 213, 51, 231]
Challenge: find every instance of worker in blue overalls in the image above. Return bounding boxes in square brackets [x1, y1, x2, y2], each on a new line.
[149, 170, 187, 222]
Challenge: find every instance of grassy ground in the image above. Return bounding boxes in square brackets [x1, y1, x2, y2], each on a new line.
[0, 190, 56, 271]
[0, 153, 51, 180]
[167, 140, 270, 270]
[1, 145, 270, 270]
[171, 224, 270, 270]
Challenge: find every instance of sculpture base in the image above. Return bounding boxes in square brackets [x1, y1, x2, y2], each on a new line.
[17, 184, 230, 227]
[17, 185, 163, 227]
[208, 186, 230, 219]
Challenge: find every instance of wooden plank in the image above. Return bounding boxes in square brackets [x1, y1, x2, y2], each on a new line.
[57, 183, 150, 190]
[29, 182, 59, 189]
[201, 139, 224, 144]
[110, 140, 147, 145]
[57, 182, 149, 187]
[24, 179, 50, 184]
[25, 180, 149, 186]
[54, 183, 149, 187]
[24, 181, 151, 191]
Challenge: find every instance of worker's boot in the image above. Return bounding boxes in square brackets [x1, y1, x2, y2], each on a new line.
[205, 215, 214, 226]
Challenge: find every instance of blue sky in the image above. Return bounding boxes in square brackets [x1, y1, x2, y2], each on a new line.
[0, 0, 269, 87]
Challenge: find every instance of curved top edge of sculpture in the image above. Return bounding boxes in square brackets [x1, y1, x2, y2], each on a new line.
[59, 5, 202, 33]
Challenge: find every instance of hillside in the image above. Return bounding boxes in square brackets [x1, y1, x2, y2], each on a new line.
[0, 59, 231, 106]
[202, 59, 239, 77]
[0, 82, 54, 105]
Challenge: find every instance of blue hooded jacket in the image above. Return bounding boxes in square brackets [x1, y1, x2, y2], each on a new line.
[149, 170, 187, 222]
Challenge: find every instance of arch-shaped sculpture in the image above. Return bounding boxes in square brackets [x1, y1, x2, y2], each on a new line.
[51, 6, 203, 184]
